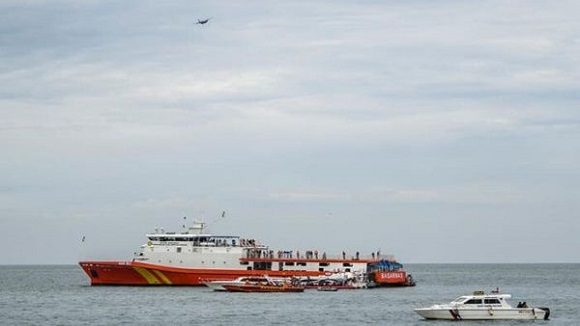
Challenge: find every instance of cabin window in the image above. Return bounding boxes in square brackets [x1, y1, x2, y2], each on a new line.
[176, 247, 182, 253]
[345, 268, 351, 272]
[297, 262, 306, 266]
[285, 262, 295, 266]
[247, 267, 252, 270]
[484, 298, 501, 304]
[319, 268, 324, 272]
[343, 263, 353, 267]
[464, 299, 482, 305]
[319, 262, 329, 267]
[240, 261, 249, 265]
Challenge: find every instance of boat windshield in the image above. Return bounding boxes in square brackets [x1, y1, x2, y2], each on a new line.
[452, 296, 468, 303]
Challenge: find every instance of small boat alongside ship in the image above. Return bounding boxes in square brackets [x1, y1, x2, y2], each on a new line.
[367, 260, 416, 287]
[79, 220, 414, 287]
[222, 283, 305, 293]
[203, 276, 281, 291]
[221, 277, 305, 293]
[414, 290, 550, 320]
[293, 272, 368, 290]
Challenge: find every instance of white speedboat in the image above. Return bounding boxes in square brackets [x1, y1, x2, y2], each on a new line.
[204, 276, 284, 291]
[415, 290, 550, 320]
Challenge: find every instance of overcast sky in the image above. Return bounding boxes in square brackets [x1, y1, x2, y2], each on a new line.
[1, 0, 579, 264]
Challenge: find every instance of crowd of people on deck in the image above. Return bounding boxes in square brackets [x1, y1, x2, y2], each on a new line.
[243, 248, 384, 261]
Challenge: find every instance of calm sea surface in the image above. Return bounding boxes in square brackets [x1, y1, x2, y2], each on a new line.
[0, 264, 578, 325]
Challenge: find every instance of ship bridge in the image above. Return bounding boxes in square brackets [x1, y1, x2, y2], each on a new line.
[145, 234, 245, 247]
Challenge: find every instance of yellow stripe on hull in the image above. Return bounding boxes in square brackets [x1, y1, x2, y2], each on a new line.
[151, 270, 172, 285]
[133, 267, 161, 284]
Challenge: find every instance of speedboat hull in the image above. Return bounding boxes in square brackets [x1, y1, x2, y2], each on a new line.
[415, 308, 550, 320]
[222, 284, 304, 293]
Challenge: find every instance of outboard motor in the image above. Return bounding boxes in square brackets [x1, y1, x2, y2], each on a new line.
[538, 307, 550, 320]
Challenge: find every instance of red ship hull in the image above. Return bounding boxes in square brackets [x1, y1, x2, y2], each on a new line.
[371, 271, 415, 287]
[79, 261, 326, 286]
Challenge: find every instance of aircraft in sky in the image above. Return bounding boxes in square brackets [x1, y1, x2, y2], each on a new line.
[196, 18, 211, 25]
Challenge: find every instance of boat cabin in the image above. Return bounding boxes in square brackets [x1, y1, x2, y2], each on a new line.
[451, 292, 512, 308]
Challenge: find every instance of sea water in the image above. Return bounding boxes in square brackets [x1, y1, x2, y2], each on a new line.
[0, 264, 578, 325]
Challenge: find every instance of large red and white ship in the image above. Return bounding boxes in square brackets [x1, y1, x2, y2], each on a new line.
[79, 221, 414, 287]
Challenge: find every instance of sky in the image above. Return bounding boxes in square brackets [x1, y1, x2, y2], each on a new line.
[1, 0, 579, 264]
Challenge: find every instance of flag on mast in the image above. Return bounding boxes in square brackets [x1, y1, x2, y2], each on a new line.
[221, 211, 226, 218]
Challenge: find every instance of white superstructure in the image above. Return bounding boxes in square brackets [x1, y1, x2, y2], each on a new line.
[132, 221, 369, 274]
[134, 221, 250, 269]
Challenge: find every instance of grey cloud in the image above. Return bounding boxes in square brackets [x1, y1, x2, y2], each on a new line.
[1, 0, 580, 264]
